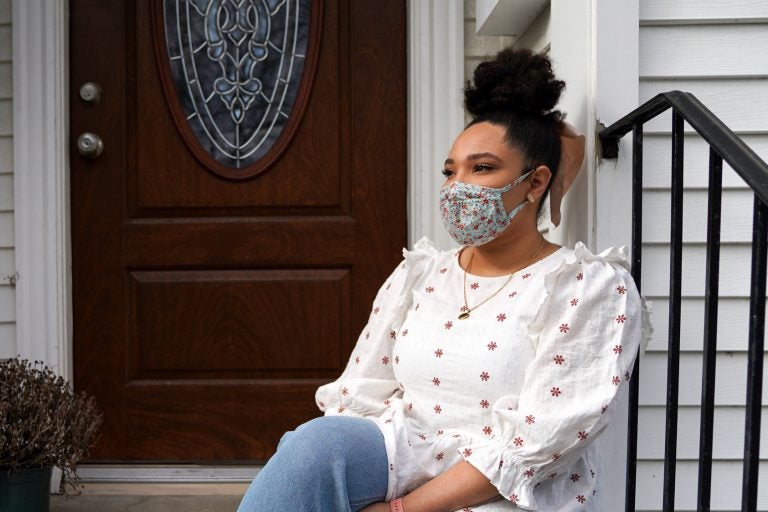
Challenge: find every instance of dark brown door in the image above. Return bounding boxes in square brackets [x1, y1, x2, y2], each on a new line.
[70, 0, 407, 462]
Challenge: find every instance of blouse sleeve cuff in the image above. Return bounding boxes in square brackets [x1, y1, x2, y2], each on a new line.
[457, 440, 538, 509]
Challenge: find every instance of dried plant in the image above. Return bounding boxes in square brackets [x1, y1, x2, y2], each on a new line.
[0, 358, 102, 492]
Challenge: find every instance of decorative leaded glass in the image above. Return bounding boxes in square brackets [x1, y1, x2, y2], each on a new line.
[163, 0, 311, 172]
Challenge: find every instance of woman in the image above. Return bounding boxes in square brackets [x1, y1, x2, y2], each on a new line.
[237, 48, 650, 512]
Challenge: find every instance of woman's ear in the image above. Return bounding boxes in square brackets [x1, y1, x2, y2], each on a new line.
[529, 165, 552, 200]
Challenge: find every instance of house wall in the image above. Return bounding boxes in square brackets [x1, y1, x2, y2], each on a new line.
[637, 0, 768, 510]
[0, 0, 14, 359]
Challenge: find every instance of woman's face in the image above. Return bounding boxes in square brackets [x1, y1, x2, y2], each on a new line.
[442, 121, 531, 215]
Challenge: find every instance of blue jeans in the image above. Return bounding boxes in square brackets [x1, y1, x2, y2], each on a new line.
[237, 416, 389, 512]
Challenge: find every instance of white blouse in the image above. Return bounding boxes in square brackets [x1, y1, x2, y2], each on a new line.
[316, 238, 651, 511]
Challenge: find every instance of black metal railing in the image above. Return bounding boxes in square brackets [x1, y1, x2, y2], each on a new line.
[599, 90, 768, 512]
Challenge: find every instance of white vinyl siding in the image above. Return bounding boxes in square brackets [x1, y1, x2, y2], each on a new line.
[638, 1, 768, 510]
[0, 0, 14, 358]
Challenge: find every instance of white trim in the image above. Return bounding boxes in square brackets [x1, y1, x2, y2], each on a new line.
[407, 0, 464, 250]
[12, 0, 72, 377]
[76, 465, 261, 484]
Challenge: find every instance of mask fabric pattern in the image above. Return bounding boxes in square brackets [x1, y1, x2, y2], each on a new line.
[440, 170, 533, 246]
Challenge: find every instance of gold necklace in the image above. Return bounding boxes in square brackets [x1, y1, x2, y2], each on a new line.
[458, 236, 546, 320]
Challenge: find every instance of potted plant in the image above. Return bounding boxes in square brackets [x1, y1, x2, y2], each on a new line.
[0, 358, 102, 511]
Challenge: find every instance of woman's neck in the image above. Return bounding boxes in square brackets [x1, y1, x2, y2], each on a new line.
[460, 230, 555, 277]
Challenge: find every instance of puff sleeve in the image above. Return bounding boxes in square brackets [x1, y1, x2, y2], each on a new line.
[316, 237, 439, 418]
[457, 243, 652, 509]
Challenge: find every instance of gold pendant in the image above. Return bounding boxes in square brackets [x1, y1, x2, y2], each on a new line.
[458, 311, 470, 320]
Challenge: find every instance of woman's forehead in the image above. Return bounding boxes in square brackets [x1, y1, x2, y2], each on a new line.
[448, 122, 522, 162]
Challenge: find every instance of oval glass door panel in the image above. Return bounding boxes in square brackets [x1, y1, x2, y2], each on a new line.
[162, 0, 314, 178]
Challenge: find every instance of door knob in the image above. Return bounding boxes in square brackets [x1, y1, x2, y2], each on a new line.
[77, 133, 104, 158]
[79, 82, 102, 103]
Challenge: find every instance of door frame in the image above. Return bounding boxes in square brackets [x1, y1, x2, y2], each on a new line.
[12, 0, 464, 395]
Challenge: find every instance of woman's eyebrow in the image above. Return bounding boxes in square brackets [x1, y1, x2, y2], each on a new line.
[444, 153, 503, 166]
[467, 152, 502, 162]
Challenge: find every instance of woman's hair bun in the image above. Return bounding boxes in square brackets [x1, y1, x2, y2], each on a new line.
[464, 48, 565, 121]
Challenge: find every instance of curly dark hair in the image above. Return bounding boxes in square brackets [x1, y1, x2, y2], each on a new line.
[464, 48, 565, 196]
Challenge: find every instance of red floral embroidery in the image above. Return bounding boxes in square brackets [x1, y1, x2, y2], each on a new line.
[487, 341, 498, 351]
[337, 406, 345, 413]
[617, 285, 626, 294]
[480, 399, 490, 409]
[436, 452, 444, 461]
[613, 344, 623, 354]
[612, 375, 621, 385]
[426, 286, 435, 293]
[384, 399, 391, 407]
[355, 356, 360, 364]
[601, 405, 608, 414]
[576, 272, 584, 281]
[415, 303, 420, 311]
[577, 495, 586, 503]
[341, 387, 349, 395]
[559, 323, 570, 333]
[390, 330, 396, 339]
[510, 494, 519, 505]
[434, 404, 442, 414]
[570, 473, 580, 482]
[470, 282, 479, 290]
[578, 431, 588, 441]
[463, 448, 472, 457]
[625, 371, 631, 381]
[524, 468, 535, 478]
[548, 472, 557, 479]
[551, 387, 562, 397]
[570, 298, 579, 306]
[434, 348, 443, 358]
[460, 305, 469, 313]
[444, 321, 453, 330]
[525, 415, 535, 424]
[497, 313, 507, 322]
[432, 377, 440, 386]
[382, 356, 390, 365]
[440, 267, 448, 274]
[552, 452, 561, 460]
[509, 291, 518, 298]
[373, 307, 380, 314]
[522, 273, 531, 279]
[483, 426, 492, 435]
[480, 371, 490, 381]
[513, 437, 524, 447]
[401, 329, 408, 337]
[616, 314, 627, 323]
[553, 354, 565, 365]
[365, 332, 370, 340]
[395, 355, 400, 364]
[418, 434, 426, 440]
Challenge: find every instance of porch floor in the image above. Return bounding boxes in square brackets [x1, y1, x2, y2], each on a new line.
[50, 483, 248, 512]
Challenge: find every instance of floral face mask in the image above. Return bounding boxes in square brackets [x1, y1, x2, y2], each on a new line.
[439, 170, 533, 246]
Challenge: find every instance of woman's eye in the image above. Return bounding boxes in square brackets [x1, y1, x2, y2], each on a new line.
[441, 169, 454, 177]
[473, 164, 493, 172]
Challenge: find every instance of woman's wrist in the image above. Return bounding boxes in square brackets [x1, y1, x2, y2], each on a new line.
[390, 497, 406, 512]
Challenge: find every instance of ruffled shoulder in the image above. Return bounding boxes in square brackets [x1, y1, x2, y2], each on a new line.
[531, 242, 653, 353]
[389, 237, 441, 330]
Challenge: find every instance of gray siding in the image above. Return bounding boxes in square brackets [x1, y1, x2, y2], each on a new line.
[638, 0, 768, 509]
[0, 0, 14, 358]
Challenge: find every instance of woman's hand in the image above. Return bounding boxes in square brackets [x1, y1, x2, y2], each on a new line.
[359, 502, 390, 512]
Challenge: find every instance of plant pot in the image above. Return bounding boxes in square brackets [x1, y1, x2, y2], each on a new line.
[0, 466, 52, 512]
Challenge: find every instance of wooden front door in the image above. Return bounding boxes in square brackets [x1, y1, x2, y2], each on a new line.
[70, 0, 407, 462]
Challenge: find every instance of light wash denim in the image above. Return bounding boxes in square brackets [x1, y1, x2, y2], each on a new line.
[237, 416, 389, 512]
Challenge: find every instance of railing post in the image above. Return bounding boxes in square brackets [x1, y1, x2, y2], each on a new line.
[741, 195, 767, 511]
[697, 148, 722, 511]
[625, 121, 643, 512]
[663, 110, 684, 512]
